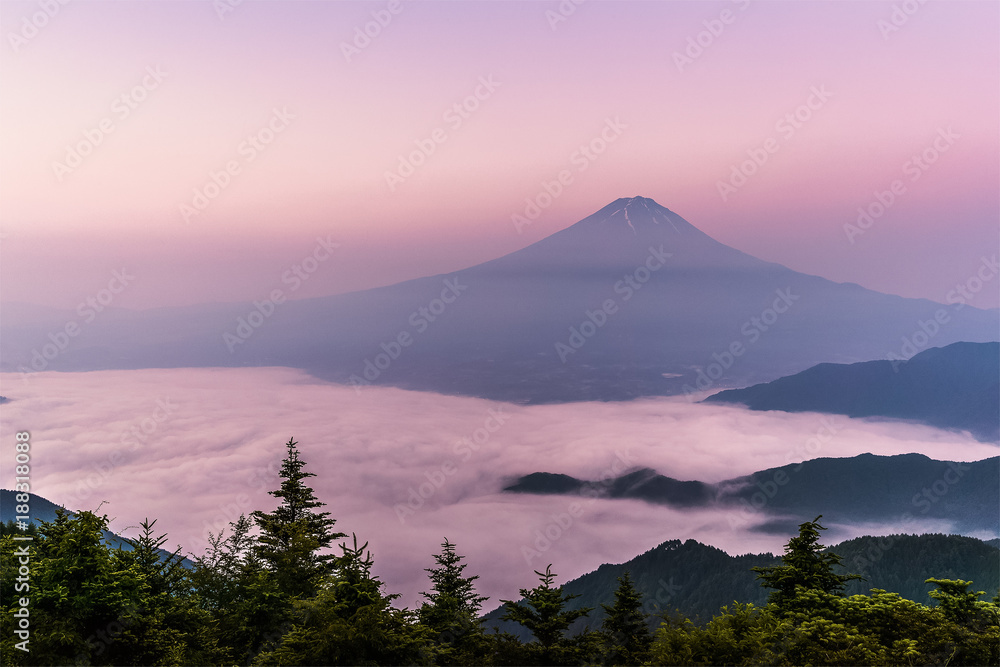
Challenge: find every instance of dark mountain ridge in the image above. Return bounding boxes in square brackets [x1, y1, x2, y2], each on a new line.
[0, 489, 188, 564]
[484, 533, 1000, 638]
[705, 341, 1000, 441]
[504, 452, 1000, 535]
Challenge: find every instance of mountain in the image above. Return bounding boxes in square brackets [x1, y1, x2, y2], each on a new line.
[0, 489, 189, 564]
[484, 534, 1000, 637]
[704, 342, 1000, 441]
[503, 453, 1000, 535]
[2, 198, 996, 402]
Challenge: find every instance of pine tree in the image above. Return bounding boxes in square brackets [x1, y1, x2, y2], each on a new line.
[752, 515, 863, 608]
[926, 578, 988, 627]
[600, 571, 652, 665]
[501, 564, 592, 648]
[113, 519, 223, 665]
[252, 437, 345, 598]
[254, 535, 434, 666]
[421, 538, 488, 619]
[5, 508, 125, 665]
[419, 539, 489, 663]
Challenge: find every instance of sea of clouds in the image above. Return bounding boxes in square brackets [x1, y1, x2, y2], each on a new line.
[1, 367, 995, 608]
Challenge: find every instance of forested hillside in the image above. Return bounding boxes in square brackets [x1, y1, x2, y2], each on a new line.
[2, 440, 997, 666]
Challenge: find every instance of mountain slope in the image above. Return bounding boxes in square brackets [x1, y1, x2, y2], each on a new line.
[704, 342, 1000, 441]
[504, 453, 1000, 535]
[0, 489, 189, 563]
[2, 198, 996, 403]
[483, 534, 1000, 637]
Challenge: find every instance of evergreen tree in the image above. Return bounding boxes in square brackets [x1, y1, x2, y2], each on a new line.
[252, 437, 345, 598]
[600, 571, 652, 665]
[111, 519, 224, 665]
[0, 520, 39, 539]
[752, 515, 863, 608]
[191, 514, 287, 665]
[253, 535, 433, 666]
[502, 564, 593, 664]
[421, 538, 488, 619]
[9, 508, 130, 665]
[926, 578, 992, 628]
[418, 538, 490, 664]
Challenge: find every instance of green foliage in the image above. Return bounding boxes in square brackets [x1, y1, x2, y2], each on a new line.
[599, 572, 653, 665]
[251, 437, 346, 599]
[650, 522, 1000, 667]
[0, 520, 39, 539]
[0, 509, 221, 666]
[418, 538, 491, 665]
[189, 513, 289, 664]
[106, 519, 224, 666]
[752, 515, 863, 609]
[501, 564, 596, 665]
[253, 535, 433, 666]
[4, 447, 997, 667]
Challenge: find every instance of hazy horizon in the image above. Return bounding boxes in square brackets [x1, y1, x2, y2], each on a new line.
[1, 1, 997, 311]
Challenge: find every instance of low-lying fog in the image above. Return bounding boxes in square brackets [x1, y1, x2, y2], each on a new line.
[2, 367, 995, 608]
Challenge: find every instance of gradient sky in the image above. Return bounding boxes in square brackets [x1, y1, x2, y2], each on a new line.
[1, 0, 997, 310]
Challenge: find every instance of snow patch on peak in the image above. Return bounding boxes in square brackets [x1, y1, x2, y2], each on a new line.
[623, 206, 636, 234]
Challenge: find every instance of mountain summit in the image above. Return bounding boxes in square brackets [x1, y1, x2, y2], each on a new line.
[2, 198, 997, 402]
[503, 197, 762, 272]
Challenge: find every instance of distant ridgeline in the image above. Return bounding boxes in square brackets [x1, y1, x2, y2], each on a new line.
[503, 453, 999, 536]
[483, 533, 1000, 638]
[705, 341, 1000, 442]
[0, 489, 189, 564]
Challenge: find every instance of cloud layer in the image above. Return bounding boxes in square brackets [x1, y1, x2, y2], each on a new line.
[1, 368, 994, 608]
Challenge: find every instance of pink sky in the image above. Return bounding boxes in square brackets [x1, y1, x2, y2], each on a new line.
[1, 1, 997, 309]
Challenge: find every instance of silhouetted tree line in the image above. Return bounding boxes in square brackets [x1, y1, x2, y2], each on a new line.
[2, 438, 997, 666]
